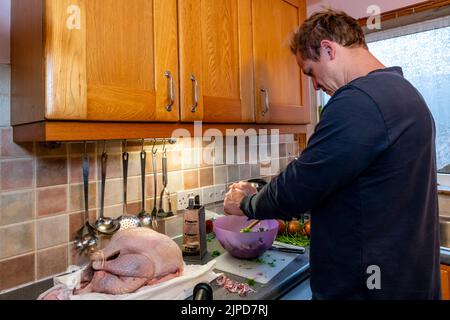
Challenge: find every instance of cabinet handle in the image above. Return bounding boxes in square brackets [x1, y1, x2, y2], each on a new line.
[190, 74, 199, 113]
[165, 71, 175, 112]
[261, 87, 270, 116]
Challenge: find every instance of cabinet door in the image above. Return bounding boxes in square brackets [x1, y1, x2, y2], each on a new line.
[253, 0, 310, 124]
[45, 0, 179, 122]
[178, 0, 254, 122]
[442, 265, 450, 300]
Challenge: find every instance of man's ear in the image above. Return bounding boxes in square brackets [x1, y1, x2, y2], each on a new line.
[320, 40, 336, 60]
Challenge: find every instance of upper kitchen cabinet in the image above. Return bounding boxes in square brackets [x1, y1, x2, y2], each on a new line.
[178, 0, 255, 123]
[11, 0, 179, 124]
[253, 0, 310, 124]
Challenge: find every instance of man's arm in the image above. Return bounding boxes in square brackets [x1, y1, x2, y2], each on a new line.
[240, 87, 389, 220]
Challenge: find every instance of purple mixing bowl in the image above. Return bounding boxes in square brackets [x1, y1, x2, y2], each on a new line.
[213, 215, 278, 259]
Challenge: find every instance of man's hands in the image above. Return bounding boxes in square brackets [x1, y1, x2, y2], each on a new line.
[223, 182, 258, 216]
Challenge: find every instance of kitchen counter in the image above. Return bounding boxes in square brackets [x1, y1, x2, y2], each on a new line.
[0, 201, 310, 300]
[0, 237, 310, 301]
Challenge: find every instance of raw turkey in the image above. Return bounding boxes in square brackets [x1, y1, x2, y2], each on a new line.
[75, 228, 184, 295]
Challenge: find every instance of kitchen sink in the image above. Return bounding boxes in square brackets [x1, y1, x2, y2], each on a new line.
[440, 216, 450, 248]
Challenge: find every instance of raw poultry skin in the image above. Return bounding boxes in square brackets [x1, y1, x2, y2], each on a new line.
[75, 228, 184, 295]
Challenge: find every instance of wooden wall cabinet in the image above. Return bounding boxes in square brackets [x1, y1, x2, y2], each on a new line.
[253, 0, 310, 124]
[178, 0, 255, 123]
[11, 0, 310, 141]
[12, 0, 180, 124]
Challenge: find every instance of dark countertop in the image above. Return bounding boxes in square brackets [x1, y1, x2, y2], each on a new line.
[0, 202, 310, 301]
[0, 237, 310, 301]
[2, 199, 445, 300]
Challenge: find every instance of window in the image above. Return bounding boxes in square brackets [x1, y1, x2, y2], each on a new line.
[320, 15, 450, 185]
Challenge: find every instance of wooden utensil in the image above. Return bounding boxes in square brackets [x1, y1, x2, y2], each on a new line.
[240, 220, 260, 233]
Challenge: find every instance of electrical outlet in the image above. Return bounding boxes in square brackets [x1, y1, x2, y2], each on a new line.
[202, 186, 216, 205]
[177, 189, 202, 209]
[213, 184, 227, 203]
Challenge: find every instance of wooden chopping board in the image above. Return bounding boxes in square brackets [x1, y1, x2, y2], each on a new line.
[214, 250, 298, 284]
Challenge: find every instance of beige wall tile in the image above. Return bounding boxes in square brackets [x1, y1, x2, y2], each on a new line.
[69, 210, 97, 241]
[0, 65, 10, 127]
[69, 182, 97, 212]
[127, 176, 141, 203]
[168, 171, 183, 193]
[36, 157, 68, 187]
[102, 179, 123, 207]
[146, 152, 162, 174]
[0, 254, 35, 292]
[168, 151, 182, 172]
[68, 243, 90, 267]
[0, 159, 34, 191]
[200, 167, 214, 187]
[97, 154, 122, 180]
[0, 222, 34, 259]
[126, 202, 141, 215]
[0, 64, 10, 95]
[35, 143, 67, 157]
[227, 165, 239, 183]
[146, 173, 163, 198]
[36, 215, 68, 250]
[251, 164, 261, 179]
[69, 155, 97, 184]
[183, 170, 199, 190]
[68, 142, 96, 155]
[37, 186, 67, 217]
[0, 191, 34, 225]
[37, 245, 68, 280]
[102, 205, 124, 219]
[127, 152, 142, 177]
[239, 164, 251, 181]
[0, 92, 10, 127]
[214, 166, 227, 185]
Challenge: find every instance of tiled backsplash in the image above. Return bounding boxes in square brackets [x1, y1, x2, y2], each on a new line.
[0, 64, 301, 294]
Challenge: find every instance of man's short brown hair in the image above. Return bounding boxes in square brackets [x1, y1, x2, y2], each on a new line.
[290, 9, 368, 61]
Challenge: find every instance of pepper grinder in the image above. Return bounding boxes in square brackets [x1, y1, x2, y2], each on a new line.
[182, 194, 207, 259]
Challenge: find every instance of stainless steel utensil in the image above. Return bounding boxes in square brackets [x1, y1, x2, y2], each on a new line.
[150, 141, 159, 229]
[269, 246, 305, 254]
[74, 145, 98, 255]
[118, 143, 142, 230]
[94, 142, 120, 235]
[157, 143, 173, 218]
[138, 140, 153, 228]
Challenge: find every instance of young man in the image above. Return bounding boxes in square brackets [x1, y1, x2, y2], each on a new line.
[224, 10, 441, 300]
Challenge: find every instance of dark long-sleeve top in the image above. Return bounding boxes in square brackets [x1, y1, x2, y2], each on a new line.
[240, 67, 441, 300]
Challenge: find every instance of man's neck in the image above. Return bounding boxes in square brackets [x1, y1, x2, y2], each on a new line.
[343, 49, 386, 85]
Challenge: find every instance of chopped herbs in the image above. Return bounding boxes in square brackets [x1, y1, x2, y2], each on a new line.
[251, 257, 265, 264]
[276, 233, 310, 248]
[206, 233, 216, 242]
[268, 262, 276, 268]
[246, 278, 256, 286]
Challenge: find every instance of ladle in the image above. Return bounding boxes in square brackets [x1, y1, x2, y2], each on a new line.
[150, 141, 158, 229]
[118, 141, 142, 230]
[138, 139, 153, 227]
[74, 143, 98, 254]
[94, 141, 120, 235]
